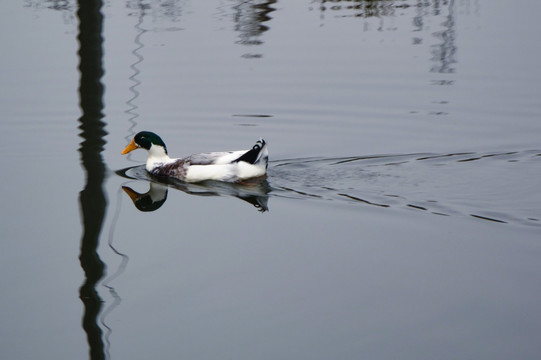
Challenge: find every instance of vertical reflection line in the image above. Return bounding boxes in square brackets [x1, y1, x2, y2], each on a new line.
[100, 186, 130, 359]
[430, 0, 457, 74]
[77, 0, 107, 359]
[125, 3, 146, 141]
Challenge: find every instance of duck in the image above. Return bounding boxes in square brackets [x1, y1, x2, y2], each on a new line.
[121, 131, 268, 183]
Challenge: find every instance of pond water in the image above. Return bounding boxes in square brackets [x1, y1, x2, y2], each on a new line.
[1, 0, 541, 359]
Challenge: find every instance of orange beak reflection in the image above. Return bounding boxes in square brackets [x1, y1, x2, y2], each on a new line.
[122, 186, 141, 202]
[121, 139, 139, 155]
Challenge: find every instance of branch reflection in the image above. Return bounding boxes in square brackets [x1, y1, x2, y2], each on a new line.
[76, 0, 107, 359]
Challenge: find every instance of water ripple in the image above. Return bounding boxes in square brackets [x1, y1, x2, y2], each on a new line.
[268, 149, 541, 227]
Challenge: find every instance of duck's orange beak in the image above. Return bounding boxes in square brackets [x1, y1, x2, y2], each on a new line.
[121, 139, 138, 154]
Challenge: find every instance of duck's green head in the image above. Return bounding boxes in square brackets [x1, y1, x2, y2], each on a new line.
[121, 131, 168, 155]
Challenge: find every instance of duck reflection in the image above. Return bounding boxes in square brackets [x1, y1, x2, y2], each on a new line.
[117, 166, 271, 212]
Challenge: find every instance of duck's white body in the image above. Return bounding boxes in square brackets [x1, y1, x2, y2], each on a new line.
[146, 146, 268, 182]
[183, 160, 266, 182]
[122, 132, 268, 183]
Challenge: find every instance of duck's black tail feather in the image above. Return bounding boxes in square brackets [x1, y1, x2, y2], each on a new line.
[234, 139, 267, 165]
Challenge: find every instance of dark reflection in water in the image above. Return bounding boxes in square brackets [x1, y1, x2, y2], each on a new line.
[317, 0, 400, 18]
[117, 166, 271, 212]
[232, 0, 276, 58]
[429, 0, 456, 73]
[311, 0, 401, 23]
[126, 0, 185, 30]
[24, 0, 76, 19]
[311, 0, 459, 19]
[76, 0, 107, 359]
[311, 0, 458, 75]
[25, 0, 74, 11]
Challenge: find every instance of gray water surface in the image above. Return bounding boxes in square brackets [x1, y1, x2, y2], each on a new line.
[1, 1, 541, 359]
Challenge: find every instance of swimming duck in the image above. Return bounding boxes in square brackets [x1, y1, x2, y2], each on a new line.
[121, 131, 268, 182]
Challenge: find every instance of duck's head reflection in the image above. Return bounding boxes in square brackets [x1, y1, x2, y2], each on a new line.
[122, 183, 168, 212]
[118, 166, 270, 212]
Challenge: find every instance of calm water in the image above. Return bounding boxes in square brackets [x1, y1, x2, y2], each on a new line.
[1, 1, 541, 359]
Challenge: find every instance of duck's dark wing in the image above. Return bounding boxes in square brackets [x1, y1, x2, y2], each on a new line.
[233, 139, 267, 165]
